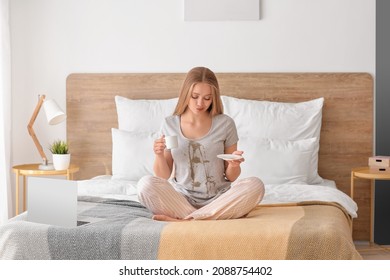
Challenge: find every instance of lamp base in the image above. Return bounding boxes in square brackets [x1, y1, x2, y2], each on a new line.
[39, 163, 54, 170]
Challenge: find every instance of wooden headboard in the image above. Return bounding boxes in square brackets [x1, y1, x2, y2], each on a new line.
[67, 73, 373, 240]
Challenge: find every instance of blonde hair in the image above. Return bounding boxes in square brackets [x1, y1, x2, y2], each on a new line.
[173, 67, 223, 116]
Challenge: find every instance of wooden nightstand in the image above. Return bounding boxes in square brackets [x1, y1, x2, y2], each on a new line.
[12, 163, 79, 215]
[351, 167, 390, 243]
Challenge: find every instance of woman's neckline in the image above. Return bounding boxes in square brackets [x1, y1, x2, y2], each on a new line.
[177, 114, 215, 141]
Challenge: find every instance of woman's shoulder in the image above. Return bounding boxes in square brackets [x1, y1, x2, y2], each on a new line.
[162, 115, 180, 128]
[214, 113, 235, 124]
[164, 115, 179, 123]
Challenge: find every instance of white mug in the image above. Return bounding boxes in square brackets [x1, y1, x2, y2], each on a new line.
[165, 135, 178, 150]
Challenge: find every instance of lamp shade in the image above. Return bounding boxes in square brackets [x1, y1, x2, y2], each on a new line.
[43, 99, 66, 125]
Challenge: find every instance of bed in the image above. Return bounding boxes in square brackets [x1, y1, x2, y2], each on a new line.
[0, 72, 373, 260]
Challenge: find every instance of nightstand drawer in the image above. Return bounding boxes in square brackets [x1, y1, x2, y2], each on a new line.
[369, 167, 390, 173]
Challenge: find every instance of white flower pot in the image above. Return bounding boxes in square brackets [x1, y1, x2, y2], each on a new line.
[52, 154, 71, 170]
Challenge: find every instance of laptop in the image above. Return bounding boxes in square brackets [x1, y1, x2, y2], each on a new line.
[27, 177, 80, 228]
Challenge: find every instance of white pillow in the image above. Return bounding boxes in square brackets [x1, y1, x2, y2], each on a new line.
[238, 137, 318, 184]
[222, 96, 324, 184]
[111, 128, 157, 181]
[115, 95, 178, 132]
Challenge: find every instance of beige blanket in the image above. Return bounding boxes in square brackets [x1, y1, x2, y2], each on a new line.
[158, 202, 362, 260]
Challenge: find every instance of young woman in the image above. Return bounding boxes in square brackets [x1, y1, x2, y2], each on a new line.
[137, 67, 264, 221]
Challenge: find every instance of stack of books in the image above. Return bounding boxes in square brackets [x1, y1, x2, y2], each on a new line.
[369, 156, 390, 172]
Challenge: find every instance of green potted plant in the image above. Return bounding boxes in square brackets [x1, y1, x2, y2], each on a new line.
[49, 140, 70, 170]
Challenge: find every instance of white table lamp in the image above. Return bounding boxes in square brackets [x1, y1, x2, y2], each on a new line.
[27, 95, 67, 170]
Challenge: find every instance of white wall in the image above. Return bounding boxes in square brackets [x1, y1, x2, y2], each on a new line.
[9, 0, 375, 210]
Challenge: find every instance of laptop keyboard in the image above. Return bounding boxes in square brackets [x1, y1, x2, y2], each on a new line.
[77, 220, 90, 226]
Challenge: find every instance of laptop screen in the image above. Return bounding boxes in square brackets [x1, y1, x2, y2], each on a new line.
[27, 177, 78, 228]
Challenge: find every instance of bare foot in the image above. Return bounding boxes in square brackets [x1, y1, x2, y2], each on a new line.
[152, 215, 190, 222]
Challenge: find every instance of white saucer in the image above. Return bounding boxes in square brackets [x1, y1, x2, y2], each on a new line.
[217, 154, 243, 161]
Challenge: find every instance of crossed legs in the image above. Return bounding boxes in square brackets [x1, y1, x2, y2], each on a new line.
[137, 175, 265, 220]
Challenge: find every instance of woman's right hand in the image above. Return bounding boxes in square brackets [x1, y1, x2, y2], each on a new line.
[153, 134, 174, 179]
[154, 135, 166, 156]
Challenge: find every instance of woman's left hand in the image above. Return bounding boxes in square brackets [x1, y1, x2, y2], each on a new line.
[227, 150, 245, 167]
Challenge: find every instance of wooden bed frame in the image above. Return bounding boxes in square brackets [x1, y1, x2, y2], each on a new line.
[66, 72, 373, 241]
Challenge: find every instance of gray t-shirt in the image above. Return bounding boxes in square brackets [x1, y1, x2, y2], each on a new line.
[161, 114, 239, 207]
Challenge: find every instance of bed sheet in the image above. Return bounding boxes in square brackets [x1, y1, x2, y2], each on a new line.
[77, 176, 357, 218]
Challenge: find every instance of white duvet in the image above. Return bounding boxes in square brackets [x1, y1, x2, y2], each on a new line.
[77, 176, 358, 218]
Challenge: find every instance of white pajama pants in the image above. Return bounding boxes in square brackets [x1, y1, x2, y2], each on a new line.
[137, 175, 265, 220]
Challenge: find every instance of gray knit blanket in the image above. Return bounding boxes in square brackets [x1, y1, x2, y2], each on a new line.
[0, 197, 165, 260]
